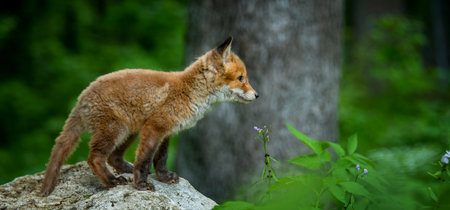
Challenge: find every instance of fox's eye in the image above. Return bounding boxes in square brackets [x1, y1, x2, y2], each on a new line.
[237, 76, 245, 83]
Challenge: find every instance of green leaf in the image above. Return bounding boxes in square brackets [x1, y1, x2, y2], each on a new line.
[272, 173, 279, 181]
[304, 207, 322, 210]
[270, 177, 300, 191]
[269, 165, 279, 180]
[289, 151, 331, 170]
[290, 154, 323, 169]
[214, 201, 256, 210]
[335, 158, 354, 168]
[319, 141, 331, 151]
[432, 170, 441, 176]
[328, 142, 346, 157]
[339, 181, 370, 197]
[352, 153, 376, 168]
[428, 187, 438, 202]
[250, 179, 263, 188]
[332, 166, 350, 180]
[329, 184, 346, 204]
[261, 166, 266, 179]
[322, 176, 337, 186]
[347, 134, 358, 155]
[323, 177, 346, 204]
[320, 150, 332, 162]
[271, 174, 321, 192]
[287, 122, 322, 154]
[427, 171, 441, 179]
[270, 156, 281, 165]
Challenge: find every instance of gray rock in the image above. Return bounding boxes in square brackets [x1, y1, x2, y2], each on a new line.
[0, 161, 217, 209]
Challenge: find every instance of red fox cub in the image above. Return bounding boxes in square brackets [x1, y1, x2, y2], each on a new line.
[39, 37, 258, 196]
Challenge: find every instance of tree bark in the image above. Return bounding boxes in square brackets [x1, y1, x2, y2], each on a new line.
[176, 0, 343, 201]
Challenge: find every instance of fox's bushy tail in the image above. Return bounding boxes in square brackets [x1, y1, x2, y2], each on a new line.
[40, 108, 83, 196]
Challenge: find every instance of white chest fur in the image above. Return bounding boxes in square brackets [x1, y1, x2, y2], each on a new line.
[170, 85, 232, 134]
[170, 102, 211, 134]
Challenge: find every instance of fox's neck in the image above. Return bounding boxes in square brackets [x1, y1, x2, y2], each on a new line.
[165, 56, 223, 133]
[181, 54, 225, 112]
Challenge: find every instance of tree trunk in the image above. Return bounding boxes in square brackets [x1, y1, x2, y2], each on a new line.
[176, 0, 343, 201]
[431, 0, 449, 87]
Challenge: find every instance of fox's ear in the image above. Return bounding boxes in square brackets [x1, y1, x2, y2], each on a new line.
[215, 36, 233, 63]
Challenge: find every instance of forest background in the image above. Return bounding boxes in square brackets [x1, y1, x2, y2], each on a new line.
[0, 0, 448, 208]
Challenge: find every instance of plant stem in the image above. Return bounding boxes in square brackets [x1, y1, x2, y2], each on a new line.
[315, 187, 326, 208]
[344, 169, 361, 209]
[434, 164, 447, 210]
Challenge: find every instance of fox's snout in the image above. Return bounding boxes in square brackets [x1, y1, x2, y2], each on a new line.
[230, 87, 259, 104]
[247, 84, 259, 101]
[248, 90, 259, 101]
[247, 91, 259, 102]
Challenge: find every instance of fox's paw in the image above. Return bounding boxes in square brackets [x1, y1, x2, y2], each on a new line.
[157, 171, 179, 184]
[39, 182, 56, 197]
[107, 176, 128, 188]
[134, 181, 155, 192]
[39, 188, 52, 197]
[114, 176, 129, 185]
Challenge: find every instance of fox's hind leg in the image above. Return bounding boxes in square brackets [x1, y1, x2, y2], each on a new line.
[133, 123, 165, 191]
[153, 136, 179, 184]
[108, 133, 137, 174]
[88, 121, 128, 188]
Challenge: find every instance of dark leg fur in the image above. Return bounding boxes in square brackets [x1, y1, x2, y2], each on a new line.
[133, 142, 156, 191]
[153, 137, 179, 184]
[133, 126, 163, 191]
[87, 124, 128, 189]
[108, 134, 137, 174]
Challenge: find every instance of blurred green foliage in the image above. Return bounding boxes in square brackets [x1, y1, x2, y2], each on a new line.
[216, 124, 449, 209]
[216, 123, 449, 209]
[339, 15, 450, 208]
[340, 16, 449, 152]
[0, 0, 187, 184]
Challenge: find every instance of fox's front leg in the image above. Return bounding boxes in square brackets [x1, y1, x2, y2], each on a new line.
[133, 125, 162, 191]
[153, 136, 179, 184]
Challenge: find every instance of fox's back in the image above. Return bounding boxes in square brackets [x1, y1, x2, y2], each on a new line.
[77, 69, 179, 132]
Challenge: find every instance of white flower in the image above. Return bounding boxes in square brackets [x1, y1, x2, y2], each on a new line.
[441, 150, 450, 164]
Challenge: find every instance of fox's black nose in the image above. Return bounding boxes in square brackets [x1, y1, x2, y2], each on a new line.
[255, 93, 259, 99]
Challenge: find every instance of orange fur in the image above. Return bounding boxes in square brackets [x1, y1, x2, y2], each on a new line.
[40, 37, 258, 196]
